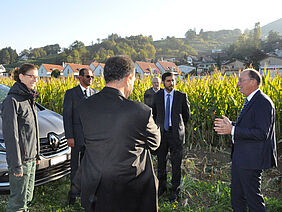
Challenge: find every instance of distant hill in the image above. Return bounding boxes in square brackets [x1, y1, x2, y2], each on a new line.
[261, 18, 282, 38]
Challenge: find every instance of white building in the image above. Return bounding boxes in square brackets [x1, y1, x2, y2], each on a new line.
[63, 63, 91, 77]
[178, 65, 196, 76]
[0, 65, 6, 76]
[135, 61, 160, 76]
[38, 64, 64, 77]
[93, 63, 105, 77]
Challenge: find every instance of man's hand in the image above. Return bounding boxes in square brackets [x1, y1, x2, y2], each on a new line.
[214, 115, 232, 135]
[36, 160, 40, 165]
[67, 138, 75, 147]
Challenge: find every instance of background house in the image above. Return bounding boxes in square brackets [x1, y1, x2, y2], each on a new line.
[89, 62, 99, 72]
[93, 63, 105, 77]
[63, 63, 91, 77]
[0, 65, 6, 76]
[135, 61, 161, 76]
[38, 64, 64, 77]
[222, 59, 245, 76]
[156, 61, 180, 74]
[178, 65, 196, 77]
[259, 56, 282, 76]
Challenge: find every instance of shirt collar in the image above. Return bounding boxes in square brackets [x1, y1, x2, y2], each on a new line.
[164, 89, 174, 97]
[79, 84, 87, 92]
[247, 88, 260, 101]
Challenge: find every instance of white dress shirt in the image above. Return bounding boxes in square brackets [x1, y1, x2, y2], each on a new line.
[79, 84, 90, 97]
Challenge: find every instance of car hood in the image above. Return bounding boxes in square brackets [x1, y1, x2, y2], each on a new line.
[37, 109, 64, 138]
[0, 109, 64, 140]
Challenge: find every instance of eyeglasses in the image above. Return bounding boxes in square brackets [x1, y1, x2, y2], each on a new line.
[85, 75, 93, 79]
[238, 78, 254, 83]
[24, 74, 39, 80]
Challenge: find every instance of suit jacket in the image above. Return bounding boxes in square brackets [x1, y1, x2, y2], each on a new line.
[152, 89, 190, 144]
[232, 90, 277, 170]
[76, 87, 160, 212]
[63, 85, 97, 148]
[144, 87, 157, 107]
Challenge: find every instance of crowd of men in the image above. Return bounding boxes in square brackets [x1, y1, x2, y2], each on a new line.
[4, 55, 276, 212]
[61, 55, 277, 212]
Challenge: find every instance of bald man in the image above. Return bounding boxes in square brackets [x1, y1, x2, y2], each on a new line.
[214, 69, 277, 212]
[144, 77, 161, 107]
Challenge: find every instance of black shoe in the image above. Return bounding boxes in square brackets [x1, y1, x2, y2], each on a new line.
[68, 194, 77, 205]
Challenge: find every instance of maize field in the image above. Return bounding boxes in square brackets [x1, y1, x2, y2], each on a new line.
[0, 70, 281, 149]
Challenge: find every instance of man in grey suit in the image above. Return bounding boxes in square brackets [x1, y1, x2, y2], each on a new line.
[152, 72, 190, 202]
[214, 69, 277, 212]
[144, 76, 161, 107]
[75, 55, 160, 212]
[63, 68, 97, 205]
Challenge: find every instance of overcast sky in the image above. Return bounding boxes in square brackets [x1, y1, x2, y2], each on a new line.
[1, 0, 281, 53]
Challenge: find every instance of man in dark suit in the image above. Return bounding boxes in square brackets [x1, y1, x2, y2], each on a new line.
[214, 68, 277, 212]
[152, 71, 190, 201]
[144, 76, 161, 107]
[75, 55, 160, 212]
[63, 68, 97, 205]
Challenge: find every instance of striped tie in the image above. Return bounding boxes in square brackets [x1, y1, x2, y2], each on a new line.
[237, 99, 249, 121]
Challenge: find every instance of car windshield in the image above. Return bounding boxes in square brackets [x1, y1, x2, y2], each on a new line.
[0, 84, 10, 103]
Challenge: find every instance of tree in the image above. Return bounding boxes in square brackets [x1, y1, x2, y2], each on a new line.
[70, 40, 85, 51]
[267, 30, 280, 43]
[185, 29, 197, 40]
[43, 44, 61, 55]
[1, 49, 10, 64]
[51, 69, 61, 78]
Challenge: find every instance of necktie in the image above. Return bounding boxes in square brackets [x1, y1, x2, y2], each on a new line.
[237, 99, 249, 121]
[84, 90, 87, 97]
[164, 94, 171, 131]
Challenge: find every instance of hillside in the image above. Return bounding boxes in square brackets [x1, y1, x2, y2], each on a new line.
[261, 18, 282, 38]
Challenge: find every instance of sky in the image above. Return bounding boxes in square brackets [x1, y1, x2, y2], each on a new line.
[1, 0, 281, 53]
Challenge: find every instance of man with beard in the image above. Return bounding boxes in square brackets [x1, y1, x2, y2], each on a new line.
[75, 55, 160, 212]
[152, 71, 190, 202]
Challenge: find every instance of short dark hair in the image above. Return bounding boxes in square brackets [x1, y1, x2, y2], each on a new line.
[79, 68, 89, 76]
[104, 55, 135, 83]
[162, 71, 174, 81]
[246, 68, 261, 86]
[13, 63, 36, 82]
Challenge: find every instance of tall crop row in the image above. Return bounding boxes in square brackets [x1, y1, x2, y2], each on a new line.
[0, 71, 280, 149]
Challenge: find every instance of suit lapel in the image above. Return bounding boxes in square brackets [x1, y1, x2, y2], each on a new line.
[159, 90, 165, 118]
[74, 85, 85, 100]
[236, 90, 260, 124]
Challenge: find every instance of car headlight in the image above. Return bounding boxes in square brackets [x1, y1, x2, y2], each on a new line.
[0, 139, 6, 152]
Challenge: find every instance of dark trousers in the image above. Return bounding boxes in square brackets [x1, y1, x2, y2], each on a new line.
[70, 145, 85, 196]
[231, 163, 266, 212]
[7, 160, 36, 212]
[157, 129, 183, 193]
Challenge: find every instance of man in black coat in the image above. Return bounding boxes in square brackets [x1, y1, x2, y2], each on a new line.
[144, 76, 161, 107]
[63, 68, 97, 204]
[214, 69, 277, 212]
[76, 55, 160, 212]
[152, 72, 191, 201]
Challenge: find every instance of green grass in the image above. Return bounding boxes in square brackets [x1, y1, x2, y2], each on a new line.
[1, 148, 280, 211]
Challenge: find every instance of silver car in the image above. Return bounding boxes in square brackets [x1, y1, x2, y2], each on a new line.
[0, 84, 71, 191]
